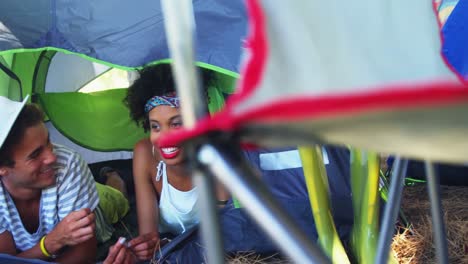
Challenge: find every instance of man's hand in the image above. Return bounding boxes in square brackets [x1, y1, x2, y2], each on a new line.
[127, 232, 159, 261]
[46, 208, 96, 253]
[104, 237, 136, 264]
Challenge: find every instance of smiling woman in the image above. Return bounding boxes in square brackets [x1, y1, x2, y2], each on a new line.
[148, 105, 184, 165]
[121, 63, 230, 262]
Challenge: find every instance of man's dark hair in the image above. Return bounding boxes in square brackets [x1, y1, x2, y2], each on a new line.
[0, 104, 45, 167]
[123, 63, 215, 132]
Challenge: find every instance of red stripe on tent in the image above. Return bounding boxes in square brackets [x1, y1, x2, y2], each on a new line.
[232, 81, 468, 123]
[159, 80, 468, 147]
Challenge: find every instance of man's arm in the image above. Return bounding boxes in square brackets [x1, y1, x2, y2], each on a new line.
[10, 233, 97, 264]
[39, 208, 96, 263]
[0, 230, 52, 261]
[3, 208, 96, 263]
[0, 231, 20, 256]
[0, 228, 96, 263]
[54, 233, 97, 264]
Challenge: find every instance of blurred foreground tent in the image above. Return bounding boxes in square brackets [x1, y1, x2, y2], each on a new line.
[161, 0, 468, 165]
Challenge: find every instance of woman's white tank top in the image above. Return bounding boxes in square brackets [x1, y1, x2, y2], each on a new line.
[156, 161, 198, 235]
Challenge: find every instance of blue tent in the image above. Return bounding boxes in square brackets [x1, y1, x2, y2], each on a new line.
[0, 0, 246, 71]
[156, 146, 354, 262]
[442, 0, 468, 78]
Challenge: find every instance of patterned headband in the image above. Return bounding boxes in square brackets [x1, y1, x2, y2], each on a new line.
[144, 93, 180, 113]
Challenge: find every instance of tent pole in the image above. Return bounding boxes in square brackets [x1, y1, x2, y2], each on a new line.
[198, 143, 331, 264]
[160, 0, 206, 125]
[424, 161, 449, 264]
[0, 61, 23, 101]
[375, 157, 408, 264]
[161, 0, 224, 263]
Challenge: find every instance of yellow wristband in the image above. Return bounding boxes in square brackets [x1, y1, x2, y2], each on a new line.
[39, 235, 52, 258]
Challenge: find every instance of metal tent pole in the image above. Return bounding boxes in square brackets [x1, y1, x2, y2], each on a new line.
[375, 157, 408, 264]
[425, 161, 449, 264]
[160, 1, 224, 263]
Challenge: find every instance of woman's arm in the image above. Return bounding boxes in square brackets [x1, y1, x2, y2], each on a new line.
[129, 139, 159, 260]
[104, 237, 136, 264]
[133, 138, 159, 235]
[215, 179, 231, 206]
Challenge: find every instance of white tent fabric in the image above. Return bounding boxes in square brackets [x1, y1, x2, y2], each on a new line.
[45, 53, 110, 93]
[46, 122, 133, 164]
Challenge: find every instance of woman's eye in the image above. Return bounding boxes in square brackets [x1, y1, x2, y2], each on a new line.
[151, 124, 160, 131]
[172, 122, 183, 128]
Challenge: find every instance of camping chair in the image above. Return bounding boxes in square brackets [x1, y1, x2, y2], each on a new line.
[158, 0, 468, 263]
[1, 0, 466, 263]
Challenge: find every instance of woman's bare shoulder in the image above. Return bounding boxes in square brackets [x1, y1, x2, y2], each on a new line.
[132, 138, 157, 183]
[134, 138, 152, 155]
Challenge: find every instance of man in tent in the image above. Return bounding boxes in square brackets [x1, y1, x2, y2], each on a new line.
[0, 96, 133, 263]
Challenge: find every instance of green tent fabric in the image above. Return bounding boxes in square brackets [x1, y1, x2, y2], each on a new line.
[0, 50, 238, 153]
[38, 89, 145, 151]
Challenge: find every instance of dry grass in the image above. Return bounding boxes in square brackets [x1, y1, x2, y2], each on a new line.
[392, 185, 468, 264]
[226, 185, 468, 263]
[227, 252, 290, 264]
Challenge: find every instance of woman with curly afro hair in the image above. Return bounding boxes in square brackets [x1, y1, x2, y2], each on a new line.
[122, 63, 230, 261]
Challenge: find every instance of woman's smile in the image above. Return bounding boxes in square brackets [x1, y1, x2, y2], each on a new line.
[159, 146, 181, 159]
